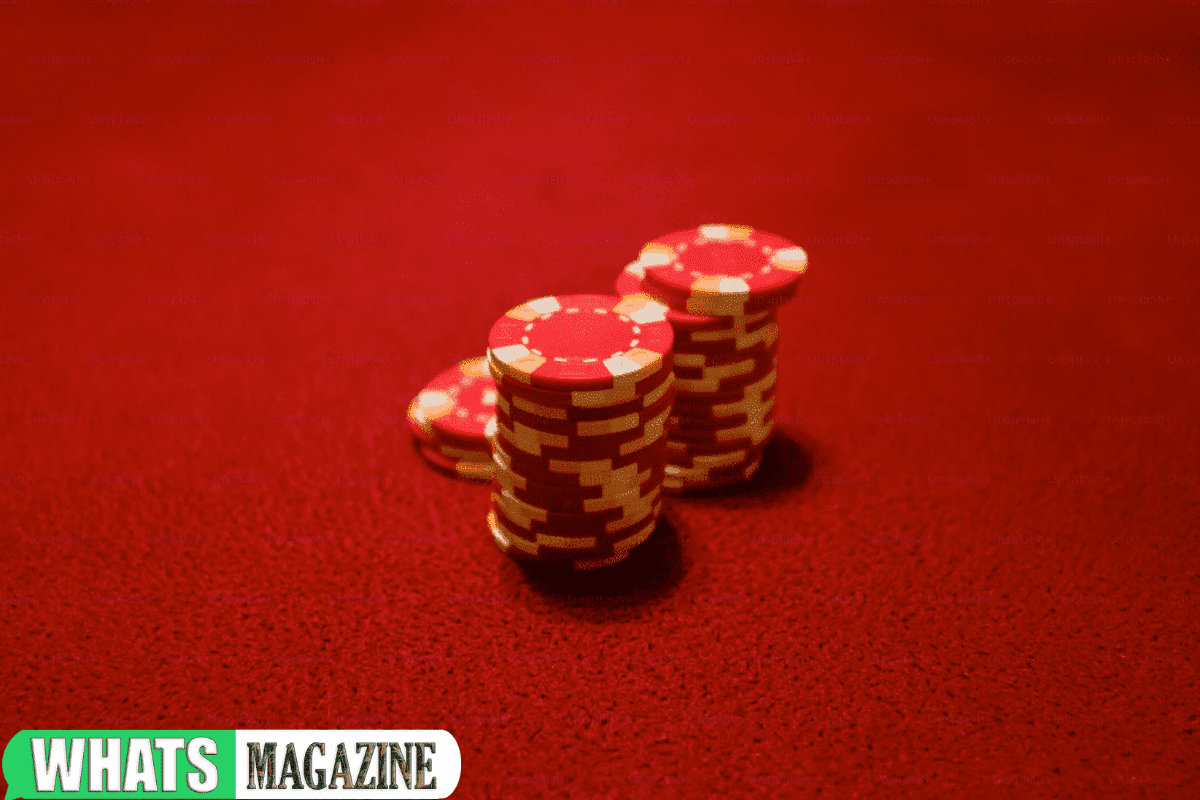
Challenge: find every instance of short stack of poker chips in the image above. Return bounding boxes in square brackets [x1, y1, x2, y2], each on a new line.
[616, 224, 806, 491]
[407, 356, 497, 481]
[485, 293, 675, 570]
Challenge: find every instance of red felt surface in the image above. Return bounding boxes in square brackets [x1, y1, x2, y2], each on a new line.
[1, 1, 1198, 797]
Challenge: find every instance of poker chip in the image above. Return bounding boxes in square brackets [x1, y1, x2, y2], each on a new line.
[616, 229, 803, 491]
[672, 353, 771, 383]
[496, 367, 674, 418]
[639, 224, 807, 317]
[492, 408, 669, 460]
[667, 430, 771, 455]
[493, 439, 666, 488]
[496, 378, 675, 438]
[673, 317, 778, 356]
[670, 393, 777, 430]
[667, 448, 758, 472]
[487, 507, 655, 570]
[667, 449, 764, 477]
[417, 442, 493, 482]
[492, 419, 672, 474]
[488, 294, 674, 393]
[491, 487, 661, 537]
[682, 311, 775, 343]
[675, 365, 777, 400]
[434, 440, 494, 464]
[406, 396, 438, 446]
[663, 455, 763, 492]
[409, 356, 498, 482]
[669, 416, 774, 449]
[485, 296, 671, 568]
[675, 360, 777, 396]
[409, 356, 496, 448]
[616, 260, 730, 330]
[673, 339, 775, 369]
[673, 383, 776, 412]
[495, 463, 666, 514]
[677, 370, 778, 405]
[489, 496, 660, 550]
[488, 355, 673, 412]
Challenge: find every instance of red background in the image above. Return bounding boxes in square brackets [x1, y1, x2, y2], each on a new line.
[2, 0, 1198, 797]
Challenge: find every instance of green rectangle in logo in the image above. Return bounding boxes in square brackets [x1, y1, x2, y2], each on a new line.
[3, 731, 235, 800]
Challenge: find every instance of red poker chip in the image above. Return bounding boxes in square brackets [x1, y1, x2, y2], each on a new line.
[676, 383, 777, 417]
[666, 439, 770, 465]
[434, 440, 493, 463]
[667, 445, 766, 472]
[676, 359, 777, 393]
[670, 395, 772, 422]
[673, 315, 778, 359]
[498, 454, 665, 491]
[406, 396, 438, 446]
[490, 523, 616, 568]
[666, 437, 763, 458]
[667, 455, 758, 482]
[673, 339, 776, 369]
[638, 276, 795, 319]
[671, 413, 755, 433]
[670, 406, 773, 434]
[491, 493, 661, 540]
[668, 417, 774, 447]
[492, 434, 669, 488]
[663, 455, 763, 492]
[491, 485, 637, 530]
[677, 308, 776, 340]
[492, 407, 669, 461]
[675, 357, 777, 397]
[671, 378, 776, 406]
[667, 424, 774, 451]
[615, 261, 731, 330]
[494, 379, 676, 434]
[494, 452, 664, 496]
[488, 294, 675, 392]
[488, 506, 658, 569]
[497, 464, 665, 514]
[672, 350, 775, 382]
[674, 370, 778, 406]
[672, 434, 772, 465]
[488, 505, 612, 564]
[667, 449, 764, 475]
[491, 483, 662, 532]
[496, 477, 664, 517]
[409, 356, 497, 449]
[496, 380, 675, 439]
[417, 442, 494, 482]
[488, 355, 673, 414]
[490, 505, 659, 558]
[639, 225, 807, 315]
[666, 443, 771, 473]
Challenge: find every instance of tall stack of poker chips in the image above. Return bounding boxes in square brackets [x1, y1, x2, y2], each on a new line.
[616, 224, 806, 491]
[407, 356, 497, 481]
[485, 294, 676, 570]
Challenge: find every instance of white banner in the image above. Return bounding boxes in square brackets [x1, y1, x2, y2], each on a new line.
[234, 731, 459, 799]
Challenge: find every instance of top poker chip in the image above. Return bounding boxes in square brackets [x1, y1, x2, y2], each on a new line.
[639, 224, 807, 316]
[488, 294, 674, 392]
[409, 356, 497, 448]
[616, 260, 729, 330]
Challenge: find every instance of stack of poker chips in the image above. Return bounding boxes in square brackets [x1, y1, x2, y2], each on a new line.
[616, 224, 807, 491]
[407, 356, 497, 482]
[484, 294, 676, 570]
